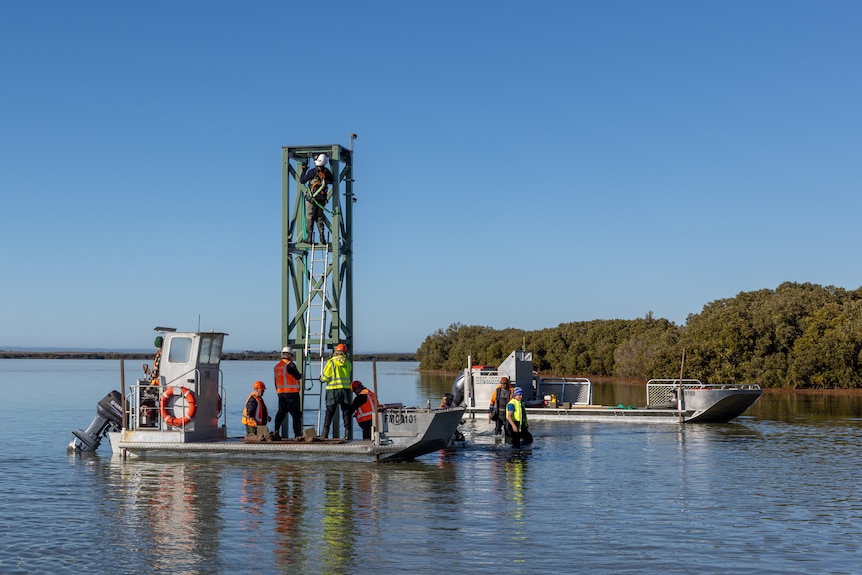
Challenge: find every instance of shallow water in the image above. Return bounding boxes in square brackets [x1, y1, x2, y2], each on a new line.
[1, 360, 860, 574]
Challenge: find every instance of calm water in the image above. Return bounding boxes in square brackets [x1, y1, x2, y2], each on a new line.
[1, 359, 861, 574]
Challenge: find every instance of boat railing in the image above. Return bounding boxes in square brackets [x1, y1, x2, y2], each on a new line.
[646, 379, 762, 407]
[125, 379, 163, 431]
[536, 377, 593, 405]
[127, 366, 198, 430]
[124, 374, 226, 431]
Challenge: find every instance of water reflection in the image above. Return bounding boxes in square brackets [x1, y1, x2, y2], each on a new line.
[503, 452, 529, 524]
[94, 458, 226, 575]
[320, 470, 357, 575]
[273, 467, 306, 573]
[67, 456, 469, 575]
[502, 453, 530, 568]
[11, 361, 862, 575]
[751, 390, 862, 422]
[417, 371, 451, 406]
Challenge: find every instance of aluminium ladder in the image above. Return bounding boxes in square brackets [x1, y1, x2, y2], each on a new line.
[301, 242, 330, 434]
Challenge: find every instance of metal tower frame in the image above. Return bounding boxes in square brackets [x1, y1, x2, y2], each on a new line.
[280, 143, 354, 359]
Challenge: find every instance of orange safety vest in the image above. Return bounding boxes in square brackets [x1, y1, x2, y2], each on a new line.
[242, 393, 268, 426]
[274, 359, 301, 394]
[354, 389, 377, 423]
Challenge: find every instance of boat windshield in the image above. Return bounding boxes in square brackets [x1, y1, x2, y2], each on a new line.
[199, 336, 223, 365]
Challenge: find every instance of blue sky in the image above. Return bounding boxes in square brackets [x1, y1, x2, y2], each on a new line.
[2, 1, 860, 353]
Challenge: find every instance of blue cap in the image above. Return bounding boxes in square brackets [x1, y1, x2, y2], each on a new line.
[513, 387, 524, 395]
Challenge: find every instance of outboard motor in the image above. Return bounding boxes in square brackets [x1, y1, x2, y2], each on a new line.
[69, 390, 123, 452]
[451, 373, 465, 406]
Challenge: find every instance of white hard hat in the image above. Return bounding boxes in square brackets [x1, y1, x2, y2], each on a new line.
[314, 153, 328, 167]
[281, 347, 294, 355]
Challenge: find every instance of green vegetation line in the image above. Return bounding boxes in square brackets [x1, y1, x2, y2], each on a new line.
[415, 282, 862, 390]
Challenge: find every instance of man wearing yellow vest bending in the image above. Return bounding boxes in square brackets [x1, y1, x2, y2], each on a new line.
[320, 343, 353, 439]
[506, 387, 534, 449]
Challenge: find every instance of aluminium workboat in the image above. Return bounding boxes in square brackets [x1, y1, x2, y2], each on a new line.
[69, 329, 463, 462]
[452, 350, 762, 424]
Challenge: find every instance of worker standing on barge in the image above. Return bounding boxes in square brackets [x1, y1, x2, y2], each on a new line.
[349, 380, 378, 440]
[320, 343, 353, 439]
[273, 347, 303, 440]
[506, 387, 533, 449]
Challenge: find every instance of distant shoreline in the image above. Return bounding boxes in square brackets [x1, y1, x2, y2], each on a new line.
[0, 351, 416, 362]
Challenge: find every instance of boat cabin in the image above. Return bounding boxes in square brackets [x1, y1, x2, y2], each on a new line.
[130, 328, 228, 442]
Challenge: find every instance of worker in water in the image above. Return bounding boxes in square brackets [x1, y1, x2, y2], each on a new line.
[273, 347, 303, 440]
[349, 380, 378, 440]
[440, 392, 455, 408]
[242, 380, 271, 437]
[299, 153, 334, 244]
[489, 376, 512, 436]
[142, 335, 163, 383]
[320, 343, 353, 439]
[506, 387, 533, 449]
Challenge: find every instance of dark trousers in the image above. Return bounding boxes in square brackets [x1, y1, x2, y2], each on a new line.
[322, 388, 353, 439]
[510, 427, 533, 449]
[305, 198, 326, 242]
[493, 412, 506, 435]
[274, 393, 303, 438]
[358, 419, 372, 440]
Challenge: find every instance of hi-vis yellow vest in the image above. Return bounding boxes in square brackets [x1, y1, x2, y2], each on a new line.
[322, 355, 351, 390]
[507, 398, 528, 430]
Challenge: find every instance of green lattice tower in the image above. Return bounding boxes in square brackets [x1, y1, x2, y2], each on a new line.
[280, 143, 354, 365]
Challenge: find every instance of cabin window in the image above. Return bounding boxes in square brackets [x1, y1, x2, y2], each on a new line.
[199, 336, 223, 365]
[168, 337, 193, 363]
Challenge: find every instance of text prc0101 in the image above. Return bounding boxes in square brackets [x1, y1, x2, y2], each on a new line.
[387, 413, 417, 425]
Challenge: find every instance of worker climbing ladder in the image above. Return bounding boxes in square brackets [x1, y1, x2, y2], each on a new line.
[280, 140, 355, 437]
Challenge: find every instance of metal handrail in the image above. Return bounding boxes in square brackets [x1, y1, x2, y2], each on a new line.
[646, 379, 761, 407]
[647, 378, 761, 390]
[537, 377, 593, 405]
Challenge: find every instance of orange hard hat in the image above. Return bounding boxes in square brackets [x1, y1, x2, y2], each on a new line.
[350, 380, 363, 392]
[335, 343, 347, 353]
[253, 380, 266, 390]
